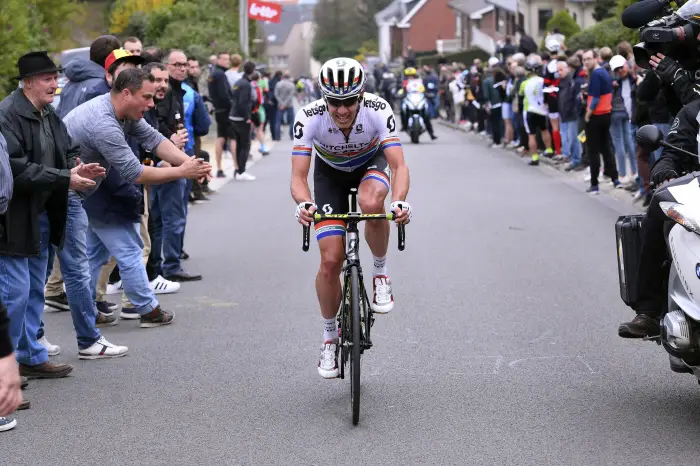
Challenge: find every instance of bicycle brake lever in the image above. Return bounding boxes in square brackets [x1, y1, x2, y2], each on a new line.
[302, 225, 310, 251]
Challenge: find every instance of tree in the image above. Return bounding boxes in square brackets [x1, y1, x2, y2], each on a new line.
[593, 0, 618, 22]
[110, 0, 174, 34]
[546, 10, 581, 39]
[0, 0, 83, 99]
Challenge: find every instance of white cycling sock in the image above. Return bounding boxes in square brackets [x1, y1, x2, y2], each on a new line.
[323, 317, 337, 343]
[373, 255, 387, 276]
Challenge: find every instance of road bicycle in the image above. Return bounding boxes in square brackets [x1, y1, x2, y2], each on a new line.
[302, 188, 406, 425]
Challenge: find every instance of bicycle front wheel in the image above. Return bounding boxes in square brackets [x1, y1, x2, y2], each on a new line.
[350, 266, 361, 426]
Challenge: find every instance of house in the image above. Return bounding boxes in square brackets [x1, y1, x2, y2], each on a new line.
[518, 0, 596, 42]
[375, 0, 458, 64]
[448, 0, 520, 55]
[263, 4, 318, 78]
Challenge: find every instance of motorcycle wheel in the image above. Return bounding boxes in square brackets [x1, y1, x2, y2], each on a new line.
[410, 131, 420, 144]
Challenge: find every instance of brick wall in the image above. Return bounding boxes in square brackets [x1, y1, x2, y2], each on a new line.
[405, 0, 457, 52]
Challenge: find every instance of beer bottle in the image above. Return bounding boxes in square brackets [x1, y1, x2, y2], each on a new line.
[175, 112, 185, 133]
[143, 149, 153, 167]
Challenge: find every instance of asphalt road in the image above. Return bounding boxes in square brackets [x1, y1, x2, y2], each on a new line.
[6, 124, 700, 465]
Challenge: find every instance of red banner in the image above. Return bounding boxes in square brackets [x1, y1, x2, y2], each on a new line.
[248, 1, 282, 23]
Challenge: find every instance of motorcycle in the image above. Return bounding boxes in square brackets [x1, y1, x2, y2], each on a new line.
[617, 124, 700, 380]
[402, 91, 427, 144]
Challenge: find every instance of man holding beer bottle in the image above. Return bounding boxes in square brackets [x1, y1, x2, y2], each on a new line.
[152, 49, 203, 283]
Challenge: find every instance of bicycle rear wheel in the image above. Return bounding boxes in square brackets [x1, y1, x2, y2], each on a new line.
[350, 266, 361, 426]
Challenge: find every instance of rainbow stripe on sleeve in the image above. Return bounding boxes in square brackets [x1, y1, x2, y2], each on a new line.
[380, 137, 401, 150]
[293, 145, 312, 156]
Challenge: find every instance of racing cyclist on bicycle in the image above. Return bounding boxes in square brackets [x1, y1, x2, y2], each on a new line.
[291, 58, 412, 379]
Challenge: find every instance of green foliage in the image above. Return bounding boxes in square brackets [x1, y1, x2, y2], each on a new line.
[0, 0, 83, 99]
[313, 0, 392, 62]
[119, 0, 256, 62]
[417, 49, 490, 68]
[546, 10, 581, 39]
[593, 0, 618, 22]
[567, 17, 639, 51]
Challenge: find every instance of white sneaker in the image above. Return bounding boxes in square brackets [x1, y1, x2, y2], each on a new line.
[317, 341, 339, 379]
[106, 281, 123, 295]
[371, 275, 394, 314]
[0, 417, 17, 432]
[235, 172, 256, 181]
[78, 337, 128, 360]
[149, 275, 180, 295]
[38, 336, 60, 356]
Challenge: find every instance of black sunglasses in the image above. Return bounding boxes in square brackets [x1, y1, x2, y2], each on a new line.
[325, 96, 360, 108]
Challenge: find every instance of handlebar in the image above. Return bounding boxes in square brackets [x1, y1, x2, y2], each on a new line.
[302, 213, 406, 252]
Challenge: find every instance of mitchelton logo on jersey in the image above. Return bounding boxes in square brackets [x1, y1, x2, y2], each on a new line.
[303, 105, 327, 118]
[363, 99, 387, 111]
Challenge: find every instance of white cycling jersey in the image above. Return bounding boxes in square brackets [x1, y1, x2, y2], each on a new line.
[292, 92, 402, 172]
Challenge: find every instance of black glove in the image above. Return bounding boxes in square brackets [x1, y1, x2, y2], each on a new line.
[654, 56, 683, 85]
[651, 168, 679, 187]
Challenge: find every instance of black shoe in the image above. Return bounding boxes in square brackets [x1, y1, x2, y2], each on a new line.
[528, 159, 539, 166]
[17, 399, 30, 410]
[140, 306, 174, 328]
[669, 355, 693, 373]
[21, 376, 28, 390]
[201, 184, 215, 194]
[216, 170, 226, 178]
[618, 314, 660, 338]
[430, 134, 437, 140]
[95, 301, 116, 317]
[164, 270, 202, 282]
[45, 292, 69, 311]
[180, 250, 190, 260]
[191, 192, 210, 203]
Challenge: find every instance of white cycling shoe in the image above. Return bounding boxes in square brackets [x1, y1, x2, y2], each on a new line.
[371, 275, 394, 314]
[318, 341, 339, 379]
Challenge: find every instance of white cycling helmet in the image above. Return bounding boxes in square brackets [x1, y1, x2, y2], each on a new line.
[318, 57, 366, 99]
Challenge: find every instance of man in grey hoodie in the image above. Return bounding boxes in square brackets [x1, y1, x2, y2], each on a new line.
[55, 35, 121, 119]
[274, 72, 297, 140]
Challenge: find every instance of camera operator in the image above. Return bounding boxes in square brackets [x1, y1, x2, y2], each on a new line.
[618, 99, 700, 339]
[647, 53, 700, 113]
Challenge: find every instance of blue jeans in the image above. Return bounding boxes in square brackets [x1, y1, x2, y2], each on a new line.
[0, 213, 50, 365]
[48, 192, 102, 349]
[87, 218, 159, 315]
[277, 107, 296, 140]
[610, 113, 637, 178]
[652, 122, 671, 164]
[151, 179, 187, 276]
[560, 120, 582, 165]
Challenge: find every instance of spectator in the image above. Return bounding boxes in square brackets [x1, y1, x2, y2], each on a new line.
[265, 70, 282, 140]
[208, 52, 234, 178]
[557, 61, 583, 171]
[582, 49, 621, 194]
[229, 61, 257, 181]
[483, 60, 506, 147]
[141, 46, 163, 64]
[63, 68, 211, 328]
[497, 37, 517, 62]
[0, 132, 22, 432]
[610, 55, 638, 184]
[154, 49, 204, 282]
[0, 51, 108, 375]
[123, 37, 142, 56]
[55, 35, 120, 119]
[274, 71, 296, 141]
[517, 26, 538, 55]
[225, 54, 243, 90]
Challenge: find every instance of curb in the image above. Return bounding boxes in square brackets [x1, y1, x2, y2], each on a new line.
[437, 120, 646, 212]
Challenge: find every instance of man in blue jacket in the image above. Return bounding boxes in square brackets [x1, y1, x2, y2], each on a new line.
[55, 36, 121, 119]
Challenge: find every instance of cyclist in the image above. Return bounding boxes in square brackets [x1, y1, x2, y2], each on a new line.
[291, 57, 412, 379]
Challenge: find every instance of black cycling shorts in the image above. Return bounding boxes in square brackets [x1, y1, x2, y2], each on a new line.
[215, 112, 235, 139]
[525, 112, 547, 136]
[313, 151, 391, 241]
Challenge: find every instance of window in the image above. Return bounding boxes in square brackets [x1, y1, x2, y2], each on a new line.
[538, 8, 553, 33]
[495, 8, 503, 33]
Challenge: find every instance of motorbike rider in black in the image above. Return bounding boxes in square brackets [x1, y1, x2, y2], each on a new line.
[399, 67, 437, 140]
[618, 98, 700, 337]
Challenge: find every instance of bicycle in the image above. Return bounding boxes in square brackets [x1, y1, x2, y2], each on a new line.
[302, 188, 406, 426]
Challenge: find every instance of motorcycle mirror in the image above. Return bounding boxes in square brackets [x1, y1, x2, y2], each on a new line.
[636, 124, 663, 151]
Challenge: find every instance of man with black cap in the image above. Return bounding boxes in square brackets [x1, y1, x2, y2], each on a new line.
[0, 51, 109, 379]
